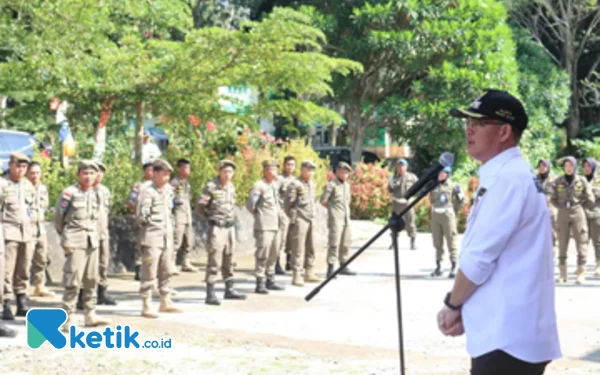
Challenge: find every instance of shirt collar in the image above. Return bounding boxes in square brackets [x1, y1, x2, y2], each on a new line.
[477, 147, 521, 178]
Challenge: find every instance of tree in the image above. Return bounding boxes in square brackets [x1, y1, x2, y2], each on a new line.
[0, 2, 360, 163]
[508, 0, 600, 141]
[282, 0, 521, 164]
[511, 26, 571, 164]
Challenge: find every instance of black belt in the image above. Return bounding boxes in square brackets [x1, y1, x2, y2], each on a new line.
[209, 220, 234, 228]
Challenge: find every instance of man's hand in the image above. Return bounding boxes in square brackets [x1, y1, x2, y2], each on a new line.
[437, 307, 464, 337]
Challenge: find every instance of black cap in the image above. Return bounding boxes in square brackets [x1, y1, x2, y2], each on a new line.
[450, 89, 528, 131]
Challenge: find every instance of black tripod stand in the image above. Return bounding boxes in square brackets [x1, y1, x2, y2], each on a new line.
[305, 178, 442, 375]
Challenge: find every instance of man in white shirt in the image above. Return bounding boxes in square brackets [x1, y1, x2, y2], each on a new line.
[141, 134, 162, 165]
[437, 90, 561, 374]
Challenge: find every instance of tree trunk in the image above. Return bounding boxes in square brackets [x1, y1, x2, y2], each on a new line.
[346, 106, 367, 164]
[134, 101, 145, 164]
[93, 100, 113, 162]
[330, 123, 338, 146]
[0, 96, 6, 128]
[568, 73, 581, 139]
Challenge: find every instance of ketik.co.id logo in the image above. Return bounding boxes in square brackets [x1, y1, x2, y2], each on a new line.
[26, 308, 172, 349]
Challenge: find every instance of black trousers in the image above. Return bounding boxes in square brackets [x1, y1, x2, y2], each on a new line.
[471, 350, 550, 375]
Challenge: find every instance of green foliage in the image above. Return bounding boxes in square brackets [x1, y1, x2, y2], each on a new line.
[512, 26, 570, 165]
[163, 122, 330, 206]
[386, 0, 520, 173]
[572, 138, 600, 160]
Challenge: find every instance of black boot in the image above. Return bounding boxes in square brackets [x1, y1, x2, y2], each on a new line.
[339, 267, 357, 276]
[275, 258, 286, 276]
[76, 289, 84, 311]
[448, 261, 457, 279]
[266, 276, 285, 291]
[0, 322, 17, 338]
[224, 280, 247, 300]
[134, 265, 141, 281]
[205, 283, 220, 306]
[410, 237, 417, 250]
[97, 285, 117, 305]
[15, 294, 30, 317]
[326, 264, 336, 279]
[285, 254, 292, 271]
[255, 277, 269, 294]
[431, 261, 442, 277]
[2, 301, 14, 321]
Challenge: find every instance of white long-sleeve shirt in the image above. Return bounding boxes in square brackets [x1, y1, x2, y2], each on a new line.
[459, 146, 561, 363]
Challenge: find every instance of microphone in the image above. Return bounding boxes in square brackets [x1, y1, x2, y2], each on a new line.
[403, 152, 454, 199]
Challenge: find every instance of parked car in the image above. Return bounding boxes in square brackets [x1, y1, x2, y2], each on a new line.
[0, 130, 37, 172]
[0, 130, 52, 173]
[313, 146, 381, 171]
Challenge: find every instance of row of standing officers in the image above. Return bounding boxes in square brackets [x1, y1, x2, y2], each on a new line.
[0, 152, 360, 336]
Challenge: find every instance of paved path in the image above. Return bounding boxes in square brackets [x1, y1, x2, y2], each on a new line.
[1, 220, 599, 374]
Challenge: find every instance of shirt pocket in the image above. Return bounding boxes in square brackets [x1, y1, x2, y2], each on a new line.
[151, 200, 164, 222]
[72, 199, 87, 220]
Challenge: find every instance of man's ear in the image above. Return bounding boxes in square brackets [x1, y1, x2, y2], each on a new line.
[499, 124, 513, 143]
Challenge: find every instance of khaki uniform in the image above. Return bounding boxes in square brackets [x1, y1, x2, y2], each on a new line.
[429, 180, 464, 263]
[0, 177, 35, 300]
[320, 177, 351, 266]
[247, 179, 280, 277]
[31, 184, 50, 285]
[278, 174, 295, 257]
[551, 175, 595, 266]
[537, 173, 558, 248]
[389, 172, 418, 238]
[584, 174, 600, 266]
[136, 183, 174, 298]
[53, 184, 101, 314]
[197, 178, 236, 284]
[128, 179, 153, 267]
[170, 177, 194, 263]
[285, 178, 317, 275]
[97, 184, 110, 287]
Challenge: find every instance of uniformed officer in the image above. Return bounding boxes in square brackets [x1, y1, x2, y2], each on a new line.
[1, 152, 35, 320]
[429, 166, 464, 278]
[389, 158, 419, 250]
[136, 159, 183, 318]
[285, 160, 322, 286]
[551, 156, 595, 284]
[127, 162, 154, 280]
[54, 160, 111, 331]
[536, 159, 558, 252]
[320, 162, 356, 278]
[0, 213, 17, 336]
[170, 159, 198, 274]
[276, 155, 296, 275]
[197, 160, 246, 305]
[27, 162, 55, 298]
[247, 159, 284, 293]
[91, 162, 117, 306]
[582, 157, 600, 277]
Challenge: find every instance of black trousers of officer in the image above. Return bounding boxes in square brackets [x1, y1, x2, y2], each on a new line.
[471, 350, 550, 375]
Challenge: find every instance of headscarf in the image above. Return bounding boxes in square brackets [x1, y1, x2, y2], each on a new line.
[583, 157, 597, 182]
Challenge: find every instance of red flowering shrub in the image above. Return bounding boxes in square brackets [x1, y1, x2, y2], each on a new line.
[349, 163, 392, 219]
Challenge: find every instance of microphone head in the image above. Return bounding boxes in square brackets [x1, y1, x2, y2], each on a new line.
[439, 152, 454, 168]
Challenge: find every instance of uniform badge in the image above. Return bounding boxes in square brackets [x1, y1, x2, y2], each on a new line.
[62, 192, 72, 201]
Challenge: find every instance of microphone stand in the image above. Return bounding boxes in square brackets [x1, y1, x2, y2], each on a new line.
[305, 178, 442, 375]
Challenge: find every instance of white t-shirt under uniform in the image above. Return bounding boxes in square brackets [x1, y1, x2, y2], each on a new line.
[459, 146, 562, 363]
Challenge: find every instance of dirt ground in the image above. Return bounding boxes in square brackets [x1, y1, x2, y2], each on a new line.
[0, 220, 599, 375]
